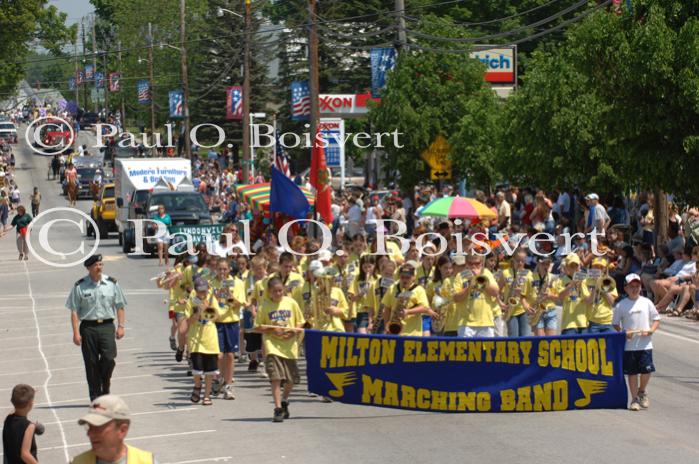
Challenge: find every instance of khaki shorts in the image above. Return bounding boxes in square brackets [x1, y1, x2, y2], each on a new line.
[265, 354, 300, 384]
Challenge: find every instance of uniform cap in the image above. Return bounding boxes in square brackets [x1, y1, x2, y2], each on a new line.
[84, 254, 102, 268]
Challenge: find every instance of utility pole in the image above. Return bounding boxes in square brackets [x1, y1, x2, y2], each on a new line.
[395, 0, 408, 51]
[81, 19, 88, 109]
[102, 52, 109, 115]
[73, 39, 80, 109]
[308, 0, 320, 141]
[147, 22, 156, 138]
[180, 0, 191, 158]
[117, 40, 125, 128]
[242, 0, 252, 183]
[91, 15, 99, 113]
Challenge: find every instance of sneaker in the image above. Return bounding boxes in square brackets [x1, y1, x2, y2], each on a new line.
[223, 385, 236, 400]
[638, 391, 650, 409]
[212, 378, 223, 397]
[281, 401, 290, 419]
[248, 360, 259, 371]
[322, 396, 333, 403]
[629, 398, 641, 411]
[169, 337, 177, 351]
[307, 392, 317, 398]
[175, 349, 184, 363]
[273, 407, 284, 423]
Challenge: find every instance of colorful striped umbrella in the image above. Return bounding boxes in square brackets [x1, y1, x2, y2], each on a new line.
[418, 196, 497, 220]
[235, 183, 315, 212]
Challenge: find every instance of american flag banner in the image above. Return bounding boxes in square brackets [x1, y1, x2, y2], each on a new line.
[291, 80, 311, 121]
[137, 80, 151, 104]
[274, 129, 291, 177]
[226, 86, 243, 120]
[169, 90, 184, 119]
[371, 48, 396, 98]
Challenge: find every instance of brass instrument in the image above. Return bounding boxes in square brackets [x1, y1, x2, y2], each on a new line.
[302, 283, 314, 329]
[388, 290, 413, 335]
[475, 275, 488, 290]
[504, 271, 527, 322]
[372, 277, 394, 333]
[313, 268, 338, 329]
[431, 284, 453, 333]
[601, 276, 615, 293]
[529, 274, 552, 328]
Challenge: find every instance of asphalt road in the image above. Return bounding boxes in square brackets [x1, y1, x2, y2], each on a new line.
[1, 127, 699, 464]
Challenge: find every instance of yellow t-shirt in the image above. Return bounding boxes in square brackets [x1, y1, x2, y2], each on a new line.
[554, 275, 589, 330]
[184, 291, 221, 355]
[585, 278, 618, 325]
[328, 264, 358, 319]
[168, 268, 188, 313]
[366, 276, 395, 316]
[381, 283, 429, 337]
[210, 276, 246, 323]
[258, 271, 304, 302]
[254, 296, 305, 359]
[427, 276, 460, 332]
[527, 272, 556, 311]
[457, 269, 499, 327]
[291, 281, 314, 324]
[184, 265, 213, 291]
[501, 269, 533, 317]
[416, 265, 434, 288]
[349, 276, 376, 314]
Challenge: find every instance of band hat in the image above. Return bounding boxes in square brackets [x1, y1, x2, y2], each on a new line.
[591, 257, 608, 268]
[194, 278, 209, 292]
[84, 254, 102, 268]
[625, 273, 642, 285]
[78, 395, 130, 427]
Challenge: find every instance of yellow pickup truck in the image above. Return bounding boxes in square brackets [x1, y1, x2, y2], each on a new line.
[88, 183, 117, 238]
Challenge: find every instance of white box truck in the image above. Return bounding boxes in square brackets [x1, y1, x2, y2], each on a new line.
[114, 158, 191, 252]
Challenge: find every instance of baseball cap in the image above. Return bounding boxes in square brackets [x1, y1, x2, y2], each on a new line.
[317, 249, 333, 262]
[585, 193, 599, 201]
[625, 273, 642, 285]
[308, 260, 324, 275]
[404, 260, 420, 270]
[78, 395, 130, 427]
[563, 253, 581, 266]
[591, 257, 608, 268]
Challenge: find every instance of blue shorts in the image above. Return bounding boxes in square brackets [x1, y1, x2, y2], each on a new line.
[588, 322, 615, 333]
[422, 315, 432, 332]
[561, 327, 587, 335]
[535, 309, 558, 330]
[216, 322, 240, 353]
[623, 350, 655, 375]
[242, 309, 254, 330]
[356, 312, 370, 328]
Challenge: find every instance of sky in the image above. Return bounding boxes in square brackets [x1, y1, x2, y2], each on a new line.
[48, 0, 94, 25]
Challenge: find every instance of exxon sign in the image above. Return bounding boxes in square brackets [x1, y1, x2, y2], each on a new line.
[470, 45, 517, 85]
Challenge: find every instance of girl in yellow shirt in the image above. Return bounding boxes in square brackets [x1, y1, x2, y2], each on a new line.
[348, 255, 377, 334]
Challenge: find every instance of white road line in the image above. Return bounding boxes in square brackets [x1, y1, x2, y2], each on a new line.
[0, 331, 78, 341]
[1, 337, 134, 351]
[22, 261, 70, 463]
[0, 373, 156, 392]
[0, 360, 136, 377]
[36, 430, 216, 452]
[163, 457, 233, 464]
[656, 329, 699, 345]
[0, 289, 161, 300]
[41, 406, 197, 426]
[0, 389, 175, 410]
[0, 347, 141, 365]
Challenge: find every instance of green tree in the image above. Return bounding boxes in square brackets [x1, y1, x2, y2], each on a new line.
[0, 1, 75, 96]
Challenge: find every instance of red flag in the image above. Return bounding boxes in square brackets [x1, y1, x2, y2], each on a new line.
[310, 130, 333, 224]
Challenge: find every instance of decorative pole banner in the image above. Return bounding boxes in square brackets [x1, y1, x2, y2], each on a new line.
[85, 64, 94, 80]
[370, 47, 396, 98]
[290, 80, 311, 121]
[68, 78, 77, 91]
[226, 86, 243, 120]
[109, 72, 121, 92]
[304, 331, 628, 413]
[76, 70, 85, 85]
[137, 80, 151, 104]
[95, 71, 105, 88]
[168, 90, 184, 118]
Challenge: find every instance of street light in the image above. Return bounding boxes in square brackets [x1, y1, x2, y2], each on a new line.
[249, 112, 266, 181]
[216, 7, 243, 18]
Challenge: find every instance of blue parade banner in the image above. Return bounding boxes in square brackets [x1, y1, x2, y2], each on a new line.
[95, 71, 105, 88]
[137, 80, 151, 104]
[305, 331, 628, 413]
[168, 90, 184, 119]
[85, 64, 94, 80]
[68, 78, 76, 91]
[370, 47, 396, 98]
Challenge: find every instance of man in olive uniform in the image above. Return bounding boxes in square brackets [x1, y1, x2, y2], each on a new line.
[66, 254, 127, 401]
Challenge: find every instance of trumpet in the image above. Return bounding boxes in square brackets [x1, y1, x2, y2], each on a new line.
[388, 290, 413, 335]
[600, 276, 615, 293]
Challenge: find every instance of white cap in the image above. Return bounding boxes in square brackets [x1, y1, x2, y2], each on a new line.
[78, 395, 130, 426]
[625, 273, 641, 285]
[585, 193, 599, 201]
[317, 249, 333, 262]
[308, 260, 324, 275]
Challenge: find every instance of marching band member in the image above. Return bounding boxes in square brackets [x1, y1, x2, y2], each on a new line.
[310, 266, 350, 333]
[244, 257, 268, 372]
[185, 278, 221, 406]
[255, 252, 303, 303]
[291, 261, 322, 329]
[427, 255, 460, 337]
[329, 246, 358, 332]
[348, 255, 378, 334]
[211, 258, 246, 399]
[499, 249, 534, 337]
[455, 254, 499, 338]
[367, 258, 397, 334]
[585, 257, 619, 333]
[254, 277, 305, 423]
[158, 256, 187, 357]
[416, 246, 437, 336]
[555, 253, 589, 334]
[530, 256, 558, 336]
[380, 263, 432, 336]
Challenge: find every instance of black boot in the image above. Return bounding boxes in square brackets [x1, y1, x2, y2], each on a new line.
[273, 407, 284, 423]
[281, 401, 290, 419]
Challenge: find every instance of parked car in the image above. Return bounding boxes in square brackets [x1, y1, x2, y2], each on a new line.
[0, 122, 18, 143]
[80, 112, 100, 128]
